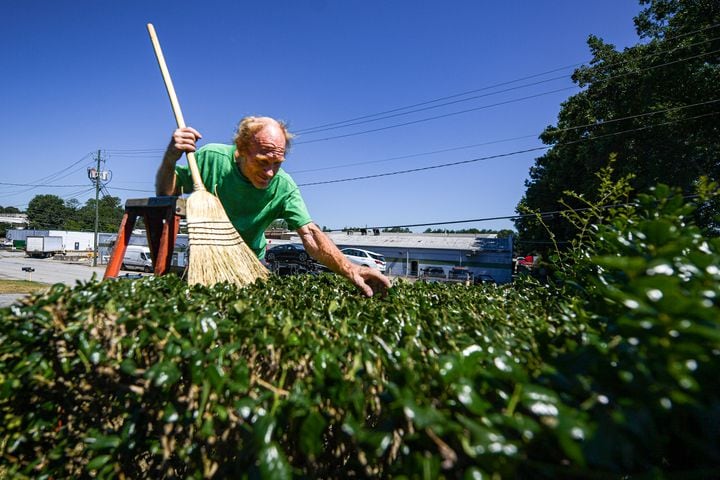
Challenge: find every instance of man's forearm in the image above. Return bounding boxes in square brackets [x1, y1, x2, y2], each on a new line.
[297, 222, 391, 297]
[298, 223, 354, 276]
[156, 153, 179, 195]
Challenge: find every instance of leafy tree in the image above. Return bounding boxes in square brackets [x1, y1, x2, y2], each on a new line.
[516, 0, 720, 244]
[63, 199, 83, 231]
[267, 219, 289, 231]
[73, 196, 124, 232]
[18, 194, 123, 232]
[26, 194, 69, 229]
[382, 227, 411, 233]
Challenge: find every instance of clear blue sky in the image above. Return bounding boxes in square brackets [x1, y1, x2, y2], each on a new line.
[1, 0, 644, 232]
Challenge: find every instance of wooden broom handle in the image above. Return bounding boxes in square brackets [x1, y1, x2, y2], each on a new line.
[147, 23, 205, 192]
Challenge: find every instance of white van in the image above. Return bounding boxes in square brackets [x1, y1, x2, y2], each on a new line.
[122, 245, 153, 272]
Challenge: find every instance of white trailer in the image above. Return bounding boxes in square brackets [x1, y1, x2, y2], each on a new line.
[25, 236, 65, 258]
[49, 230, 95, 251]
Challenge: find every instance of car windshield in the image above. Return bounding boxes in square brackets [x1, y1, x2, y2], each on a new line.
[369, 252, 385, 262]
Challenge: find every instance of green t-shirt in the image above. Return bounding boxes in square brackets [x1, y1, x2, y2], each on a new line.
[175, 143, 312, 259]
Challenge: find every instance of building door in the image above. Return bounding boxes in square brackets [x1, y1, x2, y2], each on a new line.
[410, 261, 418, 276]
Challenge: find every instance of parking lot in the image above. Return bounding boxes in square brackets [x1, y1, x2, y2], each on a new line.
[0, 250, 115, 307]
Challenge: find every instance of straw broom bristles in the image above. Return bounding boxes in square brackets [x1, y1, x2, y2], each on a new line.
[148, 23, 268, 287]
[185, 190, 268, 286]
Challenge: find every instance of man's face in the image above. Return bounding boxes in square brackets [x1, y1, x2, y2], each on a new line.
[240, 126, 286, 189]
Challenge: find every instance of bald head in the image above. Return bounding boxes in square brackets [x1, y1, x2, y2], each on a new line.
[234, 116, 294, 155]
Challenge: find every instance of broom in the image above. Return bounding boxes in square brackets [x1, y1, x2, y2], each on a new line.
[147, 23, 268, 286]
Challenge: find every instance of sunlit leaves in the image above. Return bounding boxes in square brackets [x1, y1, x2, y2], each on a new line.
[1, 182, 718, 478]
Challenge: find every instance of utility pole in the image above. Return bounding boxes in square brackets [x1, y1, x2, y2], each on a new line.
[88, 151, 110, 268]
[93, 150, 101, 266]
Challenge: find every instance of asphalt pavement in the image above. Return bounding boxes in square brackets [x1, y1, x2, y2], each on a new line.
[0, 250, 116, 307]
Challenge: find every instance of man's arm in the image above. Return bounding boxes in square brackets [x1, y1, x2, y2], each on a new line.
[297, 223, 391, 297]
[156, 153, 179, 195]
[156, 127, 202, 195]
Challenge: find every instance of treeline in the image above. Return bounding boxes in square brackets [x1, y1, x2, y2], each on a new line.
[24, 194, 124, 232]
[0, 206, 25, 237]
[0, 206, 22, 214]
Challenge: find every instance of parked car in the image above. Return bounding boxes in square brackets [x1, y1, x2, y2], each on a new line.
[340, 248, 386, 272]
[515, 255, 536, 272]
[421, 266, 446, 278]
[273, 261, 331, 277]
[447, 266, 473, 281]
[265, 243, 310, 264]
[474, 274, 495, 284]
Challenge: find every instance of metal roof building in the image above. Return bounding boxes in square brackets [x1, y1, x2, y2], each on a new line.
[270, 231, 514, 283]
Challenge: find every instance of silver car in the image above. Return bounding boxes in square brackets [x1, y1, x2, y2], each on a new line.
[340, 248, 386, 273]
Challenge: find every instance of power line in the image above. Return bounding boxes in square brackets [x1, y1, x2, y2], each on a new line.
[13, 187, 109, 212]
[323, 195, 701, 232]
[541, 97, 720, 139]
[295, 47, 720, 145]
[106, 150, 165, 157]
[27, 152, 94, 185]
[287, 134, 539, 174]
[7, 102, 717, 202]
[297, 107, 720, 187]
[89, 24, 720, 165]
[0, 181, 89, 188]
[96, 28, 720, 164]
[296, 86, 578, 145]
[296, 72, 575, 135]
[0, 152, 95, 200]
[63, 187, 97, 201]
[298, 147, 547, 187]
[289, 97, 720, 175]
[294, 27, 720, 135]
[105, 148, 164, 153]
[298, 37, 720, 137]
[106, 186, 155, 193]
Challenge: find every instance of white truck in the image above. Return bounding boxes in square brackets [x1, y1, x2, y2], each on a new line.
[25, 236, 64, 258]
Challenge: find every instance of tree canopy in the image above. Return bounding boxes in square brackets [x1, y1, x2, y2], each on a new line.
[25, 194, 124, 232]
[515, 0, 720, 244]
[27, 195, 68, 229]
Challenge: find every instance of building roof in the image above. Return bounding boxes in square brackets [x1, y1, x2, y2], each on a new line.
[272, 232, 501, 251]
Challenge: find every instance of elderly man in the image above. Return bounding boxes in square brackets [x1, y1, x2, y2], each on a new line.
[156, 116, 390, 297]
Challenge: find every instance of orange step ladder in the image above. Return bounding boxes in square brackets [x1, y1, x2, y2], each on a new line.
[104, 197, 185, 279]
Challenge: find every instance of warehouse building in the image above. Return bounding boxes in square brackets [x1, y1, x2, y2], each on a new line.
[268, 231, 514, 284]
[330, 231, 513, 283]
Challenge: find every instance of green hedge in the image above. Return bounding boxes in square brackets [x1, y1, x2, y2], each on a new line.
[1, 185, 719, 478]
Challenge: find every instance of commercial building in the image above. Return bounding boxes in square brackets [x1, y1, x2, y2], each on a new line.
[269, 231, 514, 283]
